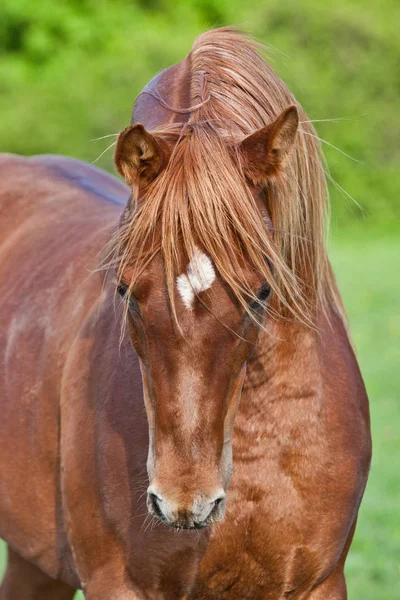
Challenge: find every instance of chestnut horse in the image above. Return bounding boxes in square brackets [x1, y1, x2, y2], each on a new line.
[0, 28, 371, 599]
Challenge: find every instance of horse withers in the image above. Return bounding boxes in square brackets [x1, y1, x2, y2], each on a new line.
[0, 28, 371, 599]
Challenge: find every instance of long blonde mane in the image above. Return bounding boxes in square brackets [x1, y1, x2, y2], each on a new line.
[110, 27, 344, 327]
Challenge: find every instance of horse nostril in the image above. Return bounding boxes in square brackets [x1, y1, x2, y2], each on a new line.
[147, 489, 226, 528]
[148, 493, 164, 519]
[210, 493, 226, 516]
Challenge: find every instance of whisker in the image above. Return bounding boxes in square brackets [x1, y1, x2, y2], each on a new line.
[326, 170, 366, 215]
[92, 140, 117, 164]
[129, 511, 150, 522]
[300, 113, 367, 124]
[299, 129, 363, 164]
[91, 133, 119, 142]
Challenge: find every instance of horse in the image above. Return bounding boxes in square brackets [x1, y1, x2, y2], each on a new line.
[0, 28, 371, 599]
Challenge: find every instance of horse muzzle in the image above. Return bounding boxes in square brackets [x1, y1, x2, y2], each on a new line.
[147, 487, 226, 529]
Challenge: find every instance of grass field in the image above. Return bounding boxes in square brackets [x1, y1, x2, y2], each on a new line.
[0, 234, 398, 599]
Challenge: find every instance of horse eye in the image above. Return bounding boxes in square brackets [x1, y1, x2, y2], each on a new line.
[117, 283, 128, 297]
[250, 284, 271, 310]
[117, 283, 138, 312]
[258, 284, 271, 302]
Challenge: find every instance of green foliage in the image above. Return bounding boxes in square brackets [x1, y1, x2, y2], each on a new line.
[0, 0, 399, 228]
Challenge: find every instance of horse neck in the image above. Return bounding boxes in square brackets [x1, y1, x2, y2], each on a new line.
[238, 317, 326, 443]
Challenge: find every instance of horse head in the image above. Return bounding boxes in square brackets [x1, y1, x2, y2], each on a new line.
[112, 106, 298, 529]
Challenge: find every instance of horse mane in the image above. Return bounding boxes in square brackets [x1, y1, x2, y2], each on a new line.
[110, 27, 345, 327]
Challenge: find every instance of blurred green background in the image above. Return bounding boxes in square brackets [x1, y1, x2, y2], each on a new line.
[0, 0, 398, 598]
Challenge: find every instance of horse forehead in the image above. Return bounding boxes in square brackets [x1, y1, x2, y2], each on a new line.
[176, 248, 216, 311]
[122, 248, 260, 323]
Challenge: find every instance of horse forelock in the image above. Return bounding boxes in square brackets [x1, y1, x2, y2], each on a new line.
[108, 27, 346, 328]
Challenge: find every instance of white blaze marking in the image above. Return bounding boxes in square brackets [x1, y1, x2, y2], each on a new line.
[177, 365, 201, 433]
[177, 247, 215, 310]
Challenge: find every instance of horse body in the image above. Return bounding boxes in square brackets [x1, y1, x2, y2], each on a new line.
[0, 28, 371, 600]
[0, 155, 126, 585]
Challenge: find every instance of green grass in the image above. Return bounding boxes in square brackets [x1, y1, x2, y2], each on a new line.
[331, 234, 400, 599]
[1, 234, 399, 598]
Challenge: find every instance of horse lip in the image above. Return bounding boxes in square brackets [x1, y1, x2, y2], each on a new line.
[147, 505, 220, 530]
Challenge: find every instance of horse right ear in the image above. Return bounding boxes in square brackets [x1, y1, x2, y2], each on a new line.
[114, 124, 170, 188]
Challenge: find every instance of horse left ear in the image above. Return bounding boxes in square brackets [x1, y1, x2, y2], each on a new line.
[114, 123, 170, 188]
[239, 105, 299, 183]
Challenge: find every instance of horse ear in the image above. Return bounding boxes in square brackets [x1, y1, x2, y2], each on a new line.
[239, 105, 299, 182]
[114, 124, 170, 187]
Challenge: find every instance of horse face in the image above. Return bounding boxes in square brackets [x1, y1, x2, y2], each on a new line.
[113, 108, 298, 528]
[118, 253, 266, 529]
